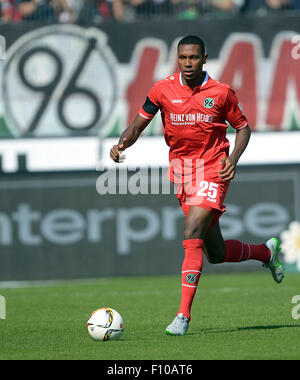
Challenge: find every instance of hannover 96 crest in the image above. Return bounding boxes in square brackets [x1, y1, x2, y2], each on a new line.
[2, 25, 117, 137]
[203, 97, 214, 109]
[185, 273, 197, 284]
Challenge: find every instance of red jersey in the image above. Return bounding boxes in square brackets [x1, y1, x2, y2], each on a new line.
[138, 72, 248, 183]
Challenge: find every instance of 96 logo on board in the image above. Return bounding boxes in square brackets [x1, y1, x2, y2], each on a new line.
[2, 25, 117, 137]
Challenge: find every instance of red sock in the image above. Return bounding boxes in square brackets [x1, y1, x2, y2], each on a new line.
[178, 239, 203, 322]
[222, 240, 271, 263]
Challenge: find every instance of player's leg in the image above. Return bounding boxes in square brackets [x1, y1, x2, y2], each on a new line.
[203, 219, 226, 264]
[166, 206, 212, 336]
[179, 205, 213, 316]
[204, 217, 270, 263]
[204, 220, 284, 283]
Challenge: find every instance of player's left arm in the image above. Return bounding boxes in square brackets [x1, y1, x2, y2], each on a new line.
[219, 88, 251, 182]
[219, 125, 251, 181]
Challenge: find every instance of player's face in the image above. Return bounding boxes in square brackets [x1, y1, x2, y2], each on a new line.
[177, 44, 206, 83]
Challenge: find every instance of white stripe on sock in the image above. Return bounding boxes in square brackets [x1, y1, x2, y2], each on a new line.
[247, 244, 251, 260]
[182, 284, 198, 288]
[239, 241, 244, 262]
[181, 270, 202, 273]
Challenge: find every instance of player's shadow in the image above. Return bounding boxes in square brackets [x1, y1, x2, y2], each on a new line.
[190, 324, 300, 335]
[236, 324, 300, 331]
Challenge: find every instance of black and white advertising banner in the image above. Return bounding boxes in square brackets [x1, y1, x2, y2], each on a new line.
[0, 15, 300, 138]
[0, 165, 298, 281]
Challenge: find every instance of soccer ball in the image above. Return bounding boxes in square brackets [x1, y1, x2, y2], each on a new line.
[87, 307, 124, 341]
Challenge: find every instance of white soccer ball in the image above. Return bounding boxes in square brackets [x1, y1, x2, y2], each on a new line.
[87, 307, 124, 341]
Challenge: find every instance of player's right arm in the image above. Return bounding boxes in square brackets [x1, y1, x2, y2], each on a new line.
[110, 115, 152, 162]
[110, 86, 161, 163]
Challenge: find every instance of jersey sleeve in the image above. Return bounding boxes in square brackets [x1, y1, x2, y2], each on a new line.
[223, 88, 248, 130]
[138, 84, 160, 120]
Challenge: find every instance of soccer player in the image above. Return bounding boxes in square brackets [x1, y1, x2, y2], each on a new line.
[110, 35, 284, 336]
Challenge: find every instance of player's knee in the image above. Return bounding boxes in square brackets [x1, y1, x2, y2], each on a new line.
[184, 225, 202, 240]
[184, 221, 208, 240]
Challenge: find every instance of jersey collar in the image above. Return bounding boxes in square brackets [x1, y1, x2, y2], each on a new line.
[179, 71, 210, 90]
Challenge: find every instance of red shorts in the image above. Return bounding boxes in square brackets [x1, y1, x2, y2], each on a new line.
[175, 177, 229, 231]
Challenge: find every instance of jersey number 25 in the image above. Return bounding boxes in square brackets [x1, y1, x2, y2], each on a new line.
[197, 181, 219, 199]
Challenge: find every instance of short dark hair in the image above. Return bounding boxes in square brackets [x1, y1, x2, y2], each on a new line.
[177, 35, 206, 56]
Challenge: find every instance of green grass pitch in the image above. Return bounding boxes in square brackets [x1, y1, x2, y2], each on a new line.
[0, 271, 299, 360]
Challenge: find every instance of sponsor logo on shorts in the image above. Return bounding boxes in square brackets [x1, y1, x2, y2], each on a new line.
[207, 198, 217, 203]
